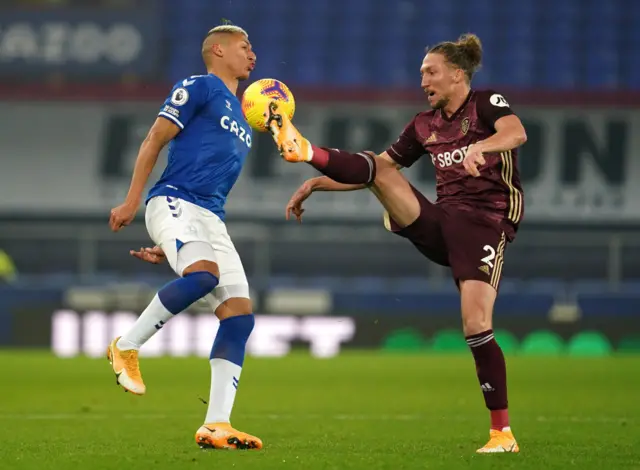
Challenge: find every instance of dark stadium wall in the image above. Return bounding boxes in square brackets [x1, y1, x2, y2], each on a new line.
[0, 83, 638, 108]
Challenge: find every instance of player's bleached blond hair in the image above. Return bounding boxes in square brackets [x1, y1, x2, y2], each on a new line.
[207, 25, 248, 38]
[202, 25, 249, 62]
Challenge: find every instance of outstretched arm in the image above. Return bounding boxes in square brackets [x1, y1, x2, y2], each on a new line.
[109, 118, 179, 231]
[308, 176, 366, 192]
[285, 176, 366, 223]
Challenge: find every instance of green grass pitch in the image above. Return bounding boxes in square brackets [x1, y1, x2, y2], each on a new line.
[0, 351, 638, 469]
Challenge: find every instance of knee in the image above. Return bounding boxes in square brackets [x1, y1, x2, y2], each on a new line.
[462, 313, 492, 336]
[371, 154, 395, 186]
[215, 297, 253, 321]
[460, 280, 496, 336]
[181, 261, 220, 297]
[183, 260, 220, 279]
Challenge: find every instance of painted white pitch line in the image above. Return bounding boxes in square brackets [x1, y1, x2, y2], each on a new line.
[0, 413, 633, 424]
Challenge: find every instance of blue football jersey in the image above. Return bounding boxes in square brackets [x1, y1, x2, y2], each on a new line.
[146, 74, 252, 220]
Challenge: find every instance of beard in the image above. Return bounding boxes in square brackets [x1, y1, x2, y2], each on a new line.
[431, 96, 449, 110]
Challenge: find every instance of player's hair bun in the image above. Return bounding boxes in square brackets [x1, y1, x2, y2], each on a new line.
[428, 33, 483, 82]
[456, 33, 483, 72]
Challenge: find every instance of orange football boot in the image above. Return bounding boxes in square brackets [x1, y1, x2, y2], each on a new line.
[195, 423, 263, 450]
[106, 336, 146, 395]
[476, 428, 520, 453]
[266, 100, 313, 163]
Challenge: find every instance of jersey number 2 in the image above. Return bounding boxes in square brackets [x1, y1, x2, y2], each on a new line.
[481, 245, 495, 269]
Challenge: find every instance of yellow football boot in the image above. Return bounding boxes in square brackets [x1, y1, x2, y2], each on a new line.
[266, 100, 312, 163]
[476, 428, 520, 453]
[195, 423, 263, 450]
[106, 336, 146, 395]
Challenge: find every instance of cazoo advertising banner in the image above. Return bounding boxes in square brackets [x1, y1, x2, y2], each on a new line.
[0, 9, 161, 79]
[0, 101, 637, 223]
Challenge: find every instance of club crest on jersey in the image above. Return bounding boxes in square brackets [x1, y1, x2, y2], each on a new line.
[171, 87, 189, 106]
[461, 117, 470, 135]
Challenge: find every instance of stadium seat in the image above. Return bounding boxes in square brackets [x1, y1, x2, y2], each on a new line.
[585, 0, 618, 21]
[585, 49, 620, 88]
[495, 0, 536, 18]
[332, 292, 460, 313]
[628, 5, 640, 43]
[294, 12, 328, 40]
[627, 54, 640, 89]
[372, 39, 407, 86]
[546, 0, 582, 25]
[582, 7, 620, 87]
[293, 58, 325, 86]
[524, 278, 566, 296]
[465, 0, 495, 16]
[576, 293, 640, 316]
[472, 70, 493, 88]
[619, 279, 640, 293]
[156, 0, 640, 90]
[497, 278, 520, 294]
[494, 43, 535, 88]
[419, 0, 455, 17]
[537, 41, 578, 89]
[566, 331, 613, 357]
[348, 276, 389, 293]
[425, 279, 463, 293]
[419, 21, 454, 50]
[390, 277, 430, 293]
[298, 276, 347, 290]
[493, 293, 555, 316]
[569, 279, 612, 295]
[535, 3, 579, 87]
[334, 46, 367, 86]
[458, 21, 494, 51]
[265, 276, 301, 289]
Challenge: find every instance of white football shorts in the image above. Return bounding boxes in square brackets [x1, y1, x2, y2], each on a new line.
[145, 196, 250, 310]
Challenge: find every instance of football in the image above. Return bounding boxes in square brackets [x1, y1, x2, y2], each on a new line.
[241, 78, 295, 132]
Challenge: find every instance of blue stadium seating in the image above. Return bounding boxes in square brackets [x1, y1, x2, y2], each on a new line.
[166, 0, 631, 91]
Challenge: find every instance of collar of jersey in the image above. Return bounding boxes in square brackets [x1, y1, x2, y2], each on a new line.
[440, 90, 473, 122]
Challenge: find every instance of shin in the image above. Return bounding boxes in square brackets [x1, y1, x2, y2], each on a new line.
[461, 280, 510, 430]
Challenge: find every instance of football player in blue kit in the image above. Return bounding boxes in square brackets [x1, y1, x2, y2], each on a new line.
[107, 25, 262, 450]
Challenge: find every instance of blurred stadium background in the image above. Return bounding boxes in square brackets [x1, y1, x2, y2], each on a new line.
[0, 0, 639, 358]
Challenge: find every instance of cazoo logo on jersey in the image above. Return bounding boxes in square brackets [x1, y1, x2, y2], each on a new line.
[220, 116, 252, 148]
[430, 145, 470, 168]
